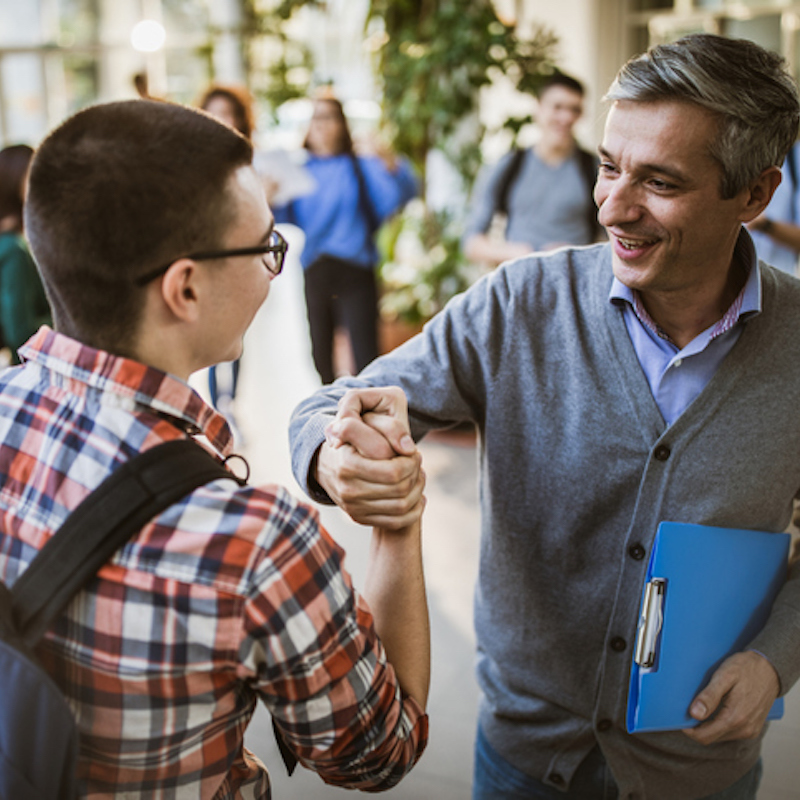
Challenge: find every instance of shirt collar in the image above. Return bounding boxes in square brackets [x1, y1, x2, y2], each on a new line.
[18, 327, 233, 455]
[608, 227, 762, 342]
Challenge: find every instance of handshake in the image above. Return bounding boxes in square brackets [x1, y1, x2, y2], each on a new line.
[316, 386, 426, 532]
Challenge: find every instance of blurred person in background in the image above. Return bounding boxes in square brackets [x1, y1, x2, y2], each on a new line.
[0, 144, 51, 365]
[198, 84, 256, 422]
[462, 72, 604, 268]
[748, 139, 800, 276]
[272, 93, 418, 385]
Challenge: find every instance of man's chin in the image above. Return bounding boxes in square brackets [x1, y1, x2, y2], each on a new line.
[611, 258, 656, 292]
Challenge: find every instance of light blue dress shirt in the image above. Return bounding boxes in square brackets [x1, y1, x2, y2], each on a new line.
[609, 230, 761, 426]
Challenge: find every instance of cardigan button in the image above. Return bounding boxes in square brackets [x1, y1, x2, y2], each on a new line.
[610, 636, 627, 652]
[654, 445, 671, 461]
[549, 773, 565, 786]
[597, 718, 613, 732]
[629, 543, 646, 560]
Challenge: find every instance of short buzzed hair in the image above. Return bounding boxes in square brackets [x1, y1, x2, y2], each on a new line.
[25, 100, 253, 354]
[606, 34, 800, 198]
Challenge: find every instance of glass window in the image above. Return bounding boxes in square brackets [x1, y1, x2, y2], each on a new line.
[163, 0, 211, 38]
[0, 1, 42, 47]
[1, 53, 47, 143]
[61, 52, 99, 114]
[165, 48, 211, 106]
[57, 0, 100, 46]
[722, 13, 782, 54]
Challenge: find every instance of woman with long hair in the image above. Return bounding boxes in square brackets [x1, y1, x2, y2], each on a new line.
[273, 94, 417, 384]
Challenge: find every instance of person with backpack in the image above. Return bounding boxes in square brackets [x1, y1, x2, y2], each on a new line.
[462, 72, 604, 268]
[272, 93, 418, 384]
[0, 99, 429, 798]
[748, 141, 800, 276]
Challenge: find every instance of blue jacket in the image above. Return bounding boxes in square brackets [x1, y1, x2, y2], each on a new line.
[274, 153, 417, 270]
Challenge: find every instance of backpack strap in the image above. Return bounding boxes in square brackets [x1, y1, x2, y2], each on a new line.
[350, 153, 382, 235]
[9, 436, 299, 777]
[495, 147, 526, 217]
[495, 147, 602, 241]
[11, 438, 238, 648]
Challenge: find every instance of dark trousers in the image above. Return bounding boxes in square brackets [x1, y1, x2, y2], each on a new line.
[303, 255, 379, 384]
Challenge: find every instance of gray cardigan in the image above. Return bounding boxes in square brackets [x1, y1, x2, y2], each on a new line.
[289, 242, 800, 799]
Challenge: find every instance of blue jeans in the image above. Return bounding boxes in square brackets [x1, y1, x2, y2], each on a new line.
[472, 725, 763, 800]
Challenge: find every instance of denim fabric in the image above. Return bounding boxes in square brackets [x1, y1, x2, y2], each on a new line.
[473, 726, 618, 800]
[473, 725, 762, 800]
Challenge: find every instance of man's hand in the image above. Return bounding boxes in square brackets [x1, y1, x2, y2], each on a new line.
[682, 650, 780, 745]
[315, 388, 425, 530]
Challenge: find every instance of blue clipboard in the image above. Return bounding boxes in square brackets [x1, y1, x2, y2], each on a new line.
[627, 521, 790, 734]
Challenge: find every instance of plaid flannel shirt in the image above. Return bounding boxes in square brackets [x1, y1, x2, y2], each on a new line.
[0, 328, 427, 799]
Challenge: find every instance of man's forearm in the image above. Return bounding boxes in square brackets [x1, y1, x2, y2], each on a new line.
[364, 521, 430, 709]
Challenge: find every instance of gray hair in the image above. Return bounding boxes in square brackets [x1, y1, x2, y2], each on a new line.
[606, 33, 800, 198]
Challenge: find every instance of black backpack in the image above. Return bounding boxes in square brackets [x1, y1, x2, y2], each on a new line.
[0, 439, 256, 799]
[495, 146, 604, 242]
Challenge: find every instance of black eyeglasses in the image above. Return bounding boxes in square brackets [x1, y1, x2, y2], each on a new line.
[135, 229, 288, 286]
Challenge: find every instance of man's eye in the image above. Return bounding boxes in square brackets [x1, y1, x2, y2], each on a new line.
[649, 178, 675, 191]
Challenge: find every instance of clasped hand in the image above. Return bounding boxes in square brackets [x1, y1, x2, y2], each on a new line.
[315, 387, 425, 530]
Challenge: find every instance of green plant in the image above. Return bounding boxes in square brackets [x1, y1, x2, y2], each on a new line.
[240, 0, 559, 325]
[367, 0, 558, 186]
[378, 201, 483, 326]
[239, 0, 316, 115]
[365, 0, 558, 327]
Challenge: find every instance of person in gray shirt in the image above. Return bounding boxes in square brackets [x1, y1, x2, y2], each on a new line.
[290, 34, 800, 800]
[463, 72, 604, 268]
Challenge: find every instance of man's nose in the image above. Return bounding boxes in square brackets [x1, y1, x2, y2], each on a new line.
[596, 177, 642, 227]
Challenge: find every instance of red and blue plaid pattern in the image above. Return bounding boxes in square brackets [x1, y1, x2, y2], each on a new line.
[0, 328, 427, 799]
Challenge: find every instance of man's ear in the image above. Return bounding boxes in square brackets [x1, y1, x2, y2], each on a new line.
[739, 166, 782, 223]
[159, 258, 202, 323]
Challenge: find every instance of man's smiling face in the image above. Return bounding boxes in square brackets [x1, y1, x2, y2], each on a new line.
[595, 99, 749, 299]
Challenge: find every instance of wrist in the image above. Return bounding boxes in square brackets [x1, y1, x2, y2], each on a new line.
[308, 444, 333, 503]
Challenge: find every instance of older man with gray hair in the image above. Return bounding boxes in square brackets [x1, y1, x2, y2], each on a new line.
[290, 34, 800, 800]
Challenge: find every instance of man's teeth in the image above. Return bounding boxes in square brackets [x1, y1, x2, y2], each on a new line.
[618, 237, 655, 250]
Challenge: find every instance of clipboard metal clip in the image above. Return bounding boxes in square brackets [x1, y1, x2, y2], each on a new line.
[634, 578, 666, 668]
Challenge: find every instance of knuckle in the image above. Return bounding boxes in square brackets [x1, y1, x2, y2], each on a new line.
[337, 484, 360, 504]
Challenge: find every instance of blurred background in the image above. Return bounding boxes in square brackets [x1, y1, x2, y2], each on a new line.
[3, 0, 800, 229]
[3, 0, 800, 332]
[3, 1, 800, 798]
[3, 0, 800, 327]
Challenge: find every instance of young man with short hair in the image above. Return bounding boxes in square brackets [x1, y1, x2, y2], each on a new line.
[462, 71, 603, 267]
[0, 99, 429, 798]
